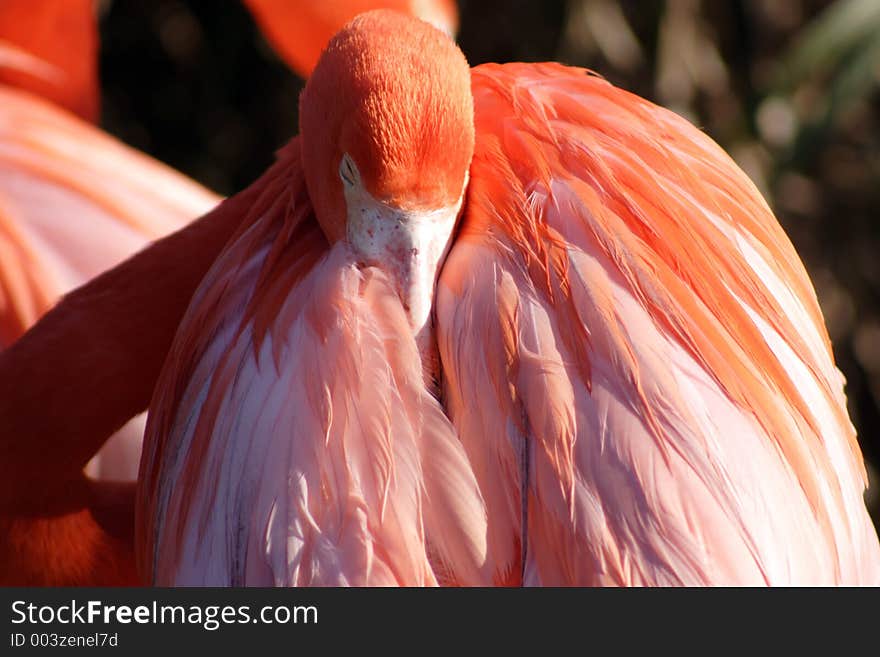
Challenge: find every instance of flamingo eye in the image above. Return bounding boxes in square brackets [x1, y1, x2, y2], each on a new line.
[339, 153, 359, 187]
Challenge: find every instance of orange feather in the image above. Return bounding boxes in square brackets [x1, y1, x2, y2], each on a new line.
[3, 10, 878, 587]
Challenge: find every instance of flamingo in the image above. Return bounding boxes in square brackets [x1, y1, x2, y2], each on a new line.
[133, 11, 880, 585]
[2, 9, 878, 585]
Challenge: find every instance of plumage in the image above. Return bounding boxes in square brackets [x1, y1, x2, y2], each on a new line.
[3, 10, 878, 587]
[0, 85, 220, 482]
[0, 1, 220, 584]
[0, 0, 221, 490]
[1, 0, 462, 587]
[243, 0, 458, 78]
[137, 145, 487, 586]
[140, 19, 878, 585]
[138, 18, 488, 585]
[437, 62, 880, 584]
[0, 175, 241, 586]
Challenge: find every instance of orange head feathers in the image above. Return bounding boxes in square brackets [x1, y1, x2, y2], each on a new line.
[299, 9, 474, 243]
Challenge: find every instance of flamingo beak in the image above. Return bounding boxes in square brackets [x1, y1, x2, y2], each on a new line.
[346, 193, 463, 341]
[341, 156, 465, 355]
[339, 153, 467, 367]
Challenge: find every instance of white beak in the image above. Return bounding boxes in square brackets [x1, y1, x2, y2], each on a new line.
[341, 154, 464, 362]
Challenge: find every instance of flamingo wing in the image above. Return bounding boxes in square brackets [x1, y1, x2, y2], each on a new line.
[138, 141, 487, 586]
[436, 62, 880, 585]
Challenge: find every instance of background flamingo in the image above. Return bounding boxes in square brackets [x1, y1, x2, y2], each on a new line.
[0, 0, 221, 484]
[0, 0, 222, 586]
[244, 0, 457, 77]
[137, 11, 880, 585]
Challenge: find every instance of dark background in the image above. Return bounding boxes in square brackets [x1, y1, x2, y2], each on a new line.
[96, 0, 880, 525]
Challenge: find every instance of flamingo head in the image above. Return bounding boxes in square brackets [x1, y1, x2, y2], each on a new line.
[299, 9, 474, 344]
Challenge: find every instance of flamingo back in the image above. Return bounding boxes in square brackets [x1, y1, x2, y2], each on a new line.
[436, 63, 880, 585]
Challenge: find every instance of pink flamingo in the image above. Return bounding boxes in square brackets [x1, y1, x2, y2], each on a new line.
[0, 0, 221, 486]
[1, 10, 877, 585]
[244, 0, 457, 77]
[136, 11, 880, 585]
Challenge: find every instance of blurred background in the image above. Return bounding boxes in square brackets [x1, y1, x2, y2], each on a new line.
[95, 0, 880, 525]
